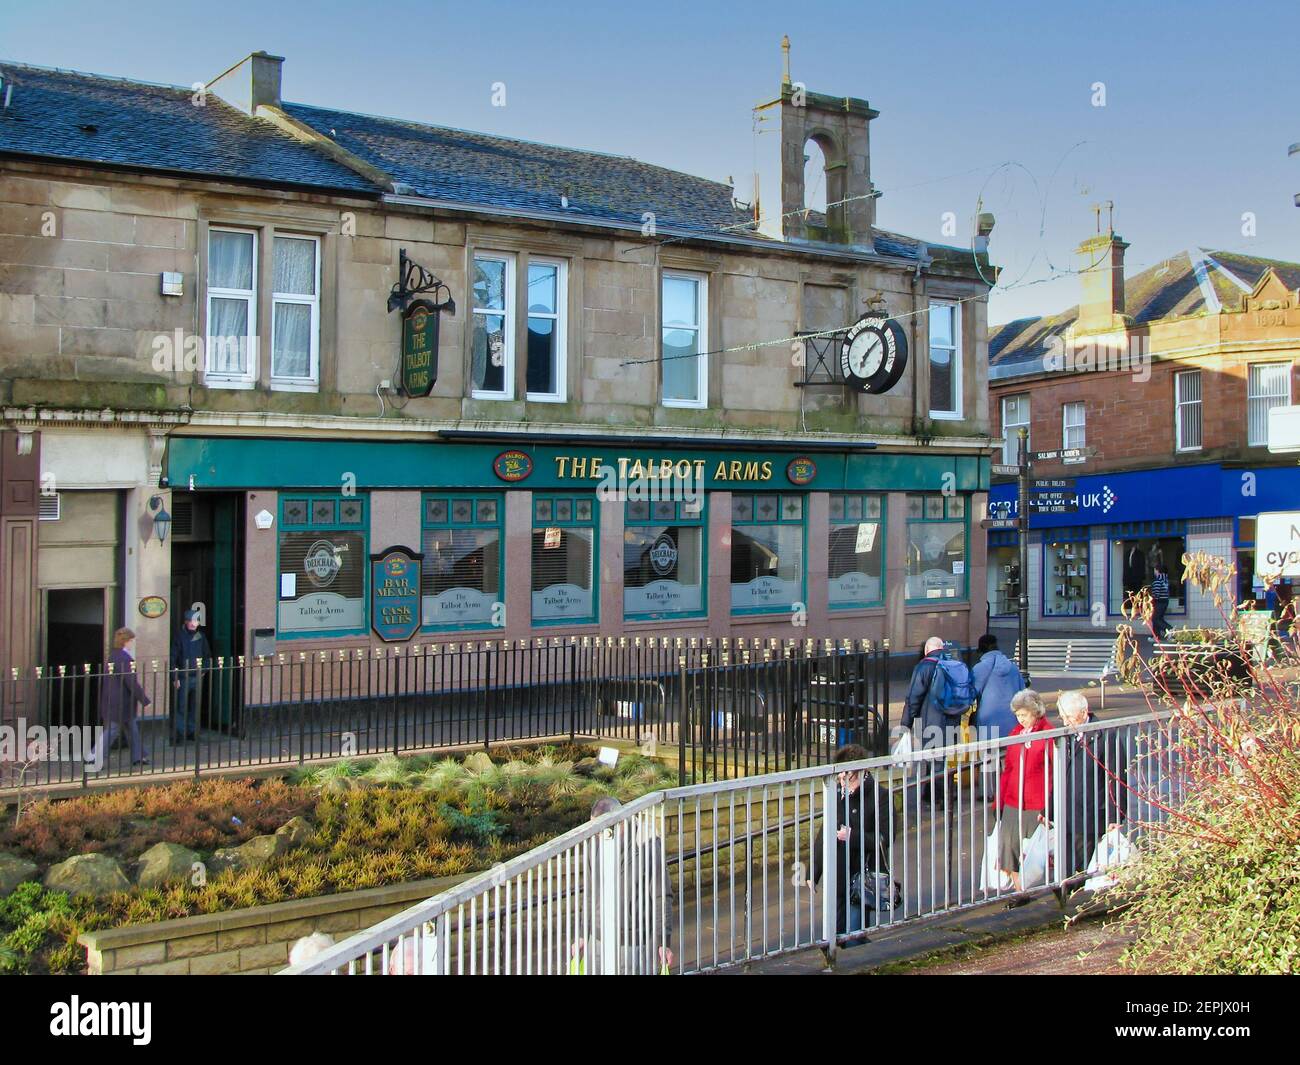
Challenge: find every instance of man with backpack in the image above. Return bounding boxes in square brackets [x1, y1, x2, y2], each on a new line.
[901, 636, 977, 801]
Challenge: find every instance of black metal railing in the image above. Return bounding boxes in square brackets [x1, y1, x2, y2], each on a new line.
[0, 636, 894, 789]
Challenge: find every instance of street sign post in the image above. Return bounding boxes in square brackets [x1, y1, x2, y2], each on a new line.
[1032, 446, 1097, 463]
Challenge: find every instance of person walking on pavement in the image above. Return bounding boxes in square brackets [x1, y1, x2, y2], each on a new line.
[1057, 690, 1126, 879]
[901, 636, 946, 800]
[996, 689, 1054, 891]
[810, 744, 891, 938]
[87, 627, 152, 769]
[970, 633, 1024, 791]
[1150, 563, 1171, 640]
[170, 609, 210, 744]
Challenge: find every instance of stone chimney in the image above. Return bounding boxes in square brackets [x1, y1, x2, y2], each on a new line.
[207, 51, 284, 115]
[1075, 228, 1129, 334]
[757, 38, 879, 248]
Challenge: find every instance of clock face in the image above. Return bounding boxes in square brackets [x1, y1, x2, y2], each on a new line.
[840, 313, 909, 394]
[846, 328, 886, 380]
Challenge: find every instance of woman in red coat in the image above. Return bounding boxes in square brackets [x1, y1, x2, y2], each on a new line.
[997, 689, 1054, 890]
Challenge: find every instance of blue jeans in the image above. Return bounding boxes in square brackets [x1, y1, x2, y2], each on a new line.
[173, 678, 200, 739]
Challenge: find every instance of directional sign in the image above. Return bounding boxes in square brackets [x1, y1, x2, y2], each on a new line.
[981, 517, 1022, 529]
[1031, 478, 1076, 491]
[991, 464, 1021, 477]
[1028, 500, 1079, 514]
[1032, 446, 1097, 463]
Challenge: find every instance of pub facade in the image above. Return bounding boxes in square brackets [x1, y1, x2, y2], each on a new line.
[0, 48, 996, 677]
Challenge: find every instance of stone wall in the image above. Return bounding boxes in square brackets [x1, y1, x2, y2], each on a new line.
[78, 871, 472, 975]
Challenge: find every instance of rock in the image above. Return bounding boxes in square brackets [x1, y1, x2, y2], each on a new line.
[236, 833, 290, 867]
[0, 852, 39, 896]
[462, 751, 495, 774]
[274, 816, 314, 849]
[321, 776, 354, 795]
[43, 853, 129, 898]
[134, 842, 201, 890]
[208, 848, 243, 876]
[573, 757, 601, 777]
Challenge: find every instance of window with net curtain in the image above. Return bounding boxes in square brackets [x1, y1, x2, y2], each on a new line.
[272, 235, 318, 382]
[928, 301, 959, 416]
[662, 272, 705, 406]
[207, 229, 256, 379]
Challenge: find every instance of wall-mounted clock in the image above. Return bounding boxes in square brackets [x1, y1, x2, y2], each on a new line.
[840, 313, 908, 394]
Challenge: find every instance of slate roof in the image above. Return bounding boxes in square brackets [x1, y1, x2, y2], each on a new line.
[0, 62, 379, 193]
[989, 248, 1300, 379]
[0, 59, 941, 261]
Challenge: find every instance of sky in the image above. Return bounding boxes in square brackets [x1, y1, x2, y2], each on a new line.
[2, 0, 1297, 325]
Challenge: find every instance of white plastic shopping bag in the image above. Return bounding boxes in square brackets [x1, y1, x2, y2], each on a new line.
[979, 823, 1012, 892]
[890, 728, 914, 771]
[1083, 827, 1133, 892]
[1019, 822, 1056, 888]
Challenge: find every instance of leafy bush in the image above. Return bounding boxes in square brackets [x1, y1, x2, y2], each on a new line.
[1109, 553, 1300, 974]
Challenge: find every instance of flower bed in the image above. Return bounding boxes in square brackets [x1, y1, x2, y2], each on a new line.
[0, 744, 674, 974]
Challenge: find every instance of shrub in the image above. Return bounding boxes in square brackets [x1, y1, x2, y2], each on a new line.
[1108, 553, 1300, 974]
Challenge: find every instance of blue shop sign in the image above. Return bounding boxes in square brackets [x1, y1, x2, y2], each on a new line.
[989, 463, 1300, 529]
[370, 546, 422, 642]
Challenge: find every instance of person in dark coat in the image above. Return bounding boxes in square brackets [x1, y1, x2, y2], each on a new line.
[901, 636, 950, 800]
[811, 744, 891, 936]
[170, 609, 211, 743]
[1057, 691, 1126, 877]
[88, 627, 151, 769]
[1122, 543, 1146, 598]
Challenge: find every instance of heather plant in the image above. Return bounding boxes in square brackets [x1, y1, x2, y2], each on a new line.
[1106, 552, 1300, 974]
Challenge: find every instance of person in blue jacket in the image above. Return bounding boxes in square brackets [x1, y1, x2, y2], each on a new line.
[970, 634, 1023, 791]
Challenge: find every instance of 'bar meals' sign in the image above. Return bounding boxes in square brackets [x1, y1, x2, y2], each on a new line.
[371, 546, 422, 642]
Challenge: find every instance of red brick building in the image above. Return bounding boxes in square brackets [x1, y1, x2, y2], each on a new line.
[985, 230, 1300, 630]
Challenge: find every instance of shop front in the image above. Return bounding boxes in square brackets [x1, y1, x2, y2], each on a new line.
[987, 463, 1300, 630]
[168, 436, 990, 657]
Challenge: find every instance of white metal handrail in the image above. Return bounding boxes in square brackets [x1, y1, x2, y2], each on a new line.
[282, 709, 1182, 975]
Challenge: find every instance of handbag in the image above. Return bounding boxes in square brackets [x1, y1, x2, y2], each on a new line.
[847, 842, 902, 912]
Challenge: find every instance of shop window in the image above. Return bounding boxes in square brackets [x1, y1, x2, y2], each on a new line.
[532, 494, 597, 624]
[277, 494, 367, 637]
[662, 271, 707, 408]
[206, 227, 258, 388]
[624, 497, 705, 620]
[526, 259, 566, 401]
[1174, 370, 1202, 452]
[472, 253, 515, 398]
[827, 493, 885, 608]
[1247, 362, 1291, 447]
[731, 492, 804, 614]
[1108, 524, 1187, 615]
[905, 493, 967, 601]
[1001, 393, 1029, 464]
[987, 532, 1021, 617]
[270, 234, 321, 389]
[928, 301, 961, 418]
[1044, 531, 1089, 617]
[421, 493, 503, 631]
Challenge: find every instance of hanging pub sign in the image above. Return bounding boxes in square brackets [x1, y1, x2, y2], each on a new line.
[388, 248, 455, 398]
[400, 300, 440, 398]
[370, 545, 422, 642]
[840, 314, 908, 394]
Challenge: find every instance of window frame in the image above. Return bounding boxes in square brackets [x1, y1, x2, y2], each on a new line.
[269, 233, 322, 392]
[927, 299, 962, 420]
[524, 257, 568, 403]
[826, 492, 887, 610]
[1247, 361, 1292, 447]
[205, 225, 259, 390]
[660, 269, 709, 409]
[1062, 400, 1086, 450]
[1001, 393, 1030, 465]
[530, 492, 599, 626]
[471, 251, 517, 400]
[1174, 369, 1203, 453]
[419, 492, 504, 634]
[904, 493, 970, 604]
[275, 492, 369, 640]
[729, 491, 807, 617]
[623, 496, 708, 622]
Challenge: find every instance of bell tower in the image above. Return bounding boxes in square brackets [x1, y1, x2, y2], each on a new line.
[758, 36, 880, 248]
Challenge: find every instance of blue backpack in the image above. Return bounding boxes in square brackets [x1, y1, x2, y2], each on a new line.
[927, 655, 977, 717]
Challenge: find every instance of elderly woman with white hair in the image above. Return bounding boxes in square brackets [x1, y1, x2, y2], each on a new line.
[1057, 690, 1126, 877]
[996, 689, 1055, 890]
